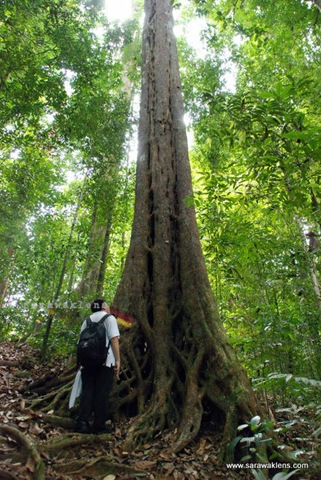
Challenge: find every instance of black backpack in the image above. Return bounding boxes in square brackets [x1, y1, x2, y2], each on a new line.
[77, 314, 111, 369]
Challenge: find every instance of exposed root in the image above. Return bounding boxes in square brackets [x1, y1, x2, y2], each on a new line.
[123, 400, 168, 450]
[0, 360, 19, 367]
[42, 432, 112, 454]
[0, 469, 21, 480]
[55, 456, 144, 477]
[28, 369, 76, 395]
[25, 409, 75, 429]
[172, 400, 204, 453]
[0, 424, 45, 480]
[221, 404, 239, 462]
[27, 382, 72, 412]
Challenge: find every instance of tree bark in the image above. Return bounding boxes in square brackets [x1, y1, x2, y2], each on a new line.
[96, 215, 112, 297]
[112, 0, 260, 454]
[0, 246, 14, 306]
[0, 424, 45, 480]
[76, 195, 113, 300]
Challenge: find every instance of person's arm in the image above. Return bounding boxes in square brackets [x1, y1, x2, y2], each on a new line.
[110, 336, 120, 378]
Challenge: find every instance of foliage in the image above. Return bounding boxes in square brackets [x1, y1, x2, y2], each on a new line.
[0, 0, 321, 415]
[227, 415, 274, 461]
[178, 0, 321, 388]
[0, 1, 320, 476]
[0, 0, 136, 352]
[228, 415, 301, 479]
[253, 373, 321, 405]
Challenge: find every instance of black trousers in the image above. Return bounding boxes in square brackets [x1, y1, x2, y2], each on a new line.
[78, 366, 114, 429]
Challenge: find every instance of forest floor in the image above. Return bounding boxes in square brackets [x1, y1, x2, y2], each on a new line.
[0, 340, 320, 480]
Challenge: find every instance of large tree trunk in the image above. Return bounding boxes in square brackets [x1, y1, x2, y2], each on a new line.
[112, 0, 260, 454]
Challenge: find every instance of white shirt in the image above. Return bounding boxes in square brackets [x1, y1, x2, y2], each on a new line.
[80, 311, 120, 367]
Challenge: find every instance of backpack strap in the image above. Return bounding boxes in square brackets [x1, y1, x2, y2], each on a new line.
[98, 313, 113, 356]
[86, 313, 111, 327]
[98, 313, 111, 325]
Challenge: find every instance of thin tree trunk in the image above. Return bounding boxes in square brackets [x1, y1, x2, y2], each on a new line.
[41, 181, 86, 359]
[96, 215, 112, 297]
[0, 278, 9, 305]
[310, 188, 321, 230]
[77, 166, 132, 299]
[283, 168, 321, 316]
[296, 217, 321, 315]
[0, 246, 14, 306]
[76, 198, 113, 299]
[79, 197, 99, 295]
[310, 263, 321, 311]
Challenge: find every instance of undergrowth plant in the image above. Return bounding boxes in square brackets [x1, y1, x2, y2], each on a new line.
[228, 415, 302, 480]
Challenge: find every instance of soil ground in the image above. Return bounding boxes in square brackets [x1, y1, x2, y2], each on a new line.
[0, 341, 320, 479]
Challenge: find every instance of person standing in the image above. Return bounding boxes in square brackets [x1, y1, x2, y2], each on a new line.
[75, 298, 120, 434]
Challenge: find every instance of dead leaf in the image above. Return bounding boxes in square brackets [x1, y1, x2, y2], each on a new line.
[196, 438, 207, 455]
[131, 450, 145, 458]
[103, 476, 116, 480]
[159, 451, 173, 461]
[135, 460, 158, 470]
[143, 443, 153, 449]
[18, 421, 29, 429]
[173, 469, 185, 480]
[163, 462, 175, 472]
[16, 415, 32, 421]
[28, 423, 43, 435]
[25, 456, 35, 473]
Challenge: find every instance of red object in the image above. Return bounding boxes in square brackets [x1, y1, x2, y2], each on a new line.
[110, 308, 135, 328]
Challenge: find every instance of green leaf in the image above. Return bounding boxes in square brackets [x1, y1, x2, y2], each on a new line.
[272, 470, 300, 480]
[312, 426, 321, 438]
[227, 435, 242, 454]
[251, 469, 266, 480]
[238, 423, 250, 431]
[250, 416, 261, 427]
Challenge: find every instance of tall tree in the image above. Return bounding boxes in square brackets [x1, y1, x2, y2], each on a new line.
[0, 0, 132, 323]
[113, 0, 259, 453]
